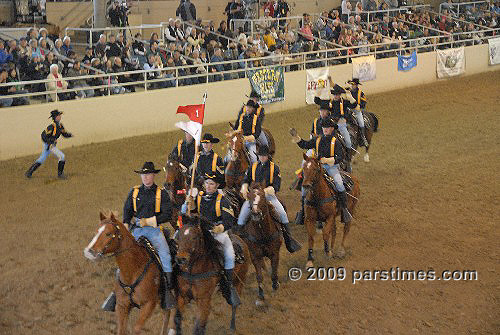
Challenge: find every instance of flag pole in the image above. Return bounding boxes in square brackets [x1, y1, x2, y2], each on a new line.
[188, 92, 207, 215]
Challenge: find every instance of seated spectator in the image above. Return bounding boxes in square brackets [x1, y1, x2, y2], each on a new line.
[106, 34, 122, 59]
[61, 36, 72, 56]
[53, 38, 64, 57]
[187, 28, 204, 50]
[46, 64, 70, 101]
[19, 37, 31, 59]
[172, 50, 191, 86]
[82, 46, 94, 64]
[27, 56, 46, 92]
[66, 60, 94, 99]
[94, 34, 107, 60]
[113, 57, 135, 92]
[263, 29, 277, 50]
[104, 58, 125, 95]
[191, 49, 207, 83]
[300, 22, 314, 41]
[209, 47, 224, 82]
[39, 28, 54, 50]
[0, 69, 13, 108]
[165, 18, 177, 42]
[116, 33, 130, 60]
[174, 19, 186, 42]
[0, 40, 13, 65]
[6, 66, 29, 106]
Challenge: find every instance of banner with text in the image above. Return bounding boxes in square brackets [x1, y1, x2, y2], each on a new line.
[247, 66, 285, 104]
[398, 51, 418, 71]
[352, 55, 376, 82]
[488, 37, 500, 65]
[437, 47, 465, 78]
[306, 68, 330, 104]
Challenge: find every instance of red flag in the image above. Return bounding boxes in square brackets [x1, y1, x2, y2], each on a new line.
[176, 104, 205, 124]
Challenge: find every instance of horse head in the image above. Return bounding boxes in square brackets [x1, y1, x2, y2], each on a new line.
[164, 156, 186, 189]
[84, 211, 126, 261]
[225, 129, 244, 161]
[302, 153, 322, 192]
[248, 182, 267, 223]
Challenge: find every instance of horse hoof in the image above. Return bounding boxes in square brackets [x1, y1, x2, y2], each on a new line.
[336, 248, 346, 259]
[306, 260, 313, 268]
[272, 281, 280, 291]
[168, 329, 176, 335]
[363, 153, 370, 162]
[255, 299, 265, 307]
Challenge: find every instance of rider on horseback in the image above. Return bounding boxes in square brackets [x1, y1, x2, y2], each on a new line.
[346, 78, 369, 147]
[170, 131, 197, 170]
[102, 162, 176, 311]
[237, 145, 301, 253]
[290, 118, 352, 225]
[232, 99, 267, 163]
[182, 173, 241, 306]
[323, 84, 358, 171]
[195, 133, 225, 188]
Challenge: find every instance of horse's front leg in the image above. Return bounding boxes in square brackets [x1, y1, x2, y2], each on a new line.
[116, 292, 130, 335]
[304, 205, 317, 268]
[174, 294, 187, 335]
[194, 298, 211, 335]
[252, 253, 265, 306]
[331, 205, 338, 258]
[270, 246, 280, 291]
[133, 300, 156, 335]
[322, 207, 335, 258]
[338, 220, 351, 259]
[160, 308, 174, 335]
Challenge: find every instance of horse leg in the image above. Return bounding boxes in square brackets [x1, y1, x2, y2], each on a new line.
[133, 300, 156, 335]
[331, 213, 338, 259]
[116, 302, 130, 335]
[174, 296, 186, 335]
[254, 256, 265, 306]
[305, 207, 317, 267]
[364, 130, 372, 162]
[270, 249, 280, 291]
[338, 221, 351, 259]
[194, 298, 211, 335]
[322, 209, 334, 258]
[160, 309, 174, 335]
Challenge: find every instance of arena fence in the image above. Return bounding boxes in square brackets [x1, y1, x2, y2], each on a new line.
[439, 0, 490, 15]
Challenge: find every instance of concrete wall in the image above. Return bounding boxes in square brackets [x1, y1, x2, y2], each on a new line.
[1, 44, 497, 161]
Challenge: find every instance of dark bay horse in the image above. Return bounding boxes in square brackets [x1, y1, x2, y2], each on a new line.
[174, 216, 250, 335]
[349, 111, 379, 163]
[84, 212, 174, 335]
[243, 183, 282, 306]
[301, 154, 360, 266]
[164, 158, 188, 228]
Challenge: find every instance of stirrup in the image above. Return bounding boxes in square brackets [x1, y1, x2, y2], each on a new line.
[101, 292, 116, 312]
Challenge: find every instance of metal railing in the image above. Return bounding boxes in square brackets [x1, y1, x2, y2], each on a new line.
[230, 16, 304, 38]
[347, 5, 431, 24]
[439, 1, 490, 15]
[1, 32, 498, 105]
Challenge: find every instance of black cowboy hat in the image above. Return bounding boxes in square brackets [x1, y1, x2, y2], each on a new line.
[203, 173, 218, 181]
[317, 99, 330, 110]
[134, 161, 161, 174]
[347, 78, 362, 85]
[201, 133, 220, 144]
[321, 118, 336, 128]
[249, 90, 260, 99]
[331, 84, 346, 95]
[49, 109, 63, 119]
[246, 99, 259, 109]
[256, 145, 270, 156]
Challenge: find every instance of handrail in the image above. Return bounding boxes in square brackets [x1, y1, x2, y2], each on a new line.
[439, 1, 489, 15]
[425, 9, 492, 30]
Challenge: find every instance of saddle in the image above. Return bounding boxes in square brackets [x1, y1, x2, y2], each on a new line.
[228, 232, 246, 264]
[323, 172, 354, 193]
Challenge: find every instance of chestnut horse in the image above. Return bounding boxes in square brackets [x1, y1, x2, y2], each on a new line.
[174, 216, 250, 335]
[243, 183, 282, 306]
[83, 212, 174, 335]
[301, 154, 360, 266]
[349, 111, 379, 163]
[164, 157, 188, 228]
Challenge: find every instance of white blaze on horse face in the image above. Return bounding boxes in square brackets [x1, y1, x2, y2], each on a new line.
[252, 191, 261, 212]
[184, 228, 190, 236]
[83, 225, 106, 260]
[306, 162, 312, 169]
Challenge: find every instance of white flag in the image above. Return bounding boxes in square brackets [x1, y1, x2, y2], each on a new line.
[352, 55, 376, 82]
[437, 47, 465, 78]
[174, 121, 203, 143]
[305, 68, 330, 104]
[488, 37, 500, 65]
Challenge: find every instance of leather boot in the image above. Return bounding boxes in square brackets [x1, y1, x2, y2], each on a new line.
[162, 272, 176, 310]
[338, 191, 352, 224]
[101, 291, 116, 312]
[225, 269, 241, 307]
[280, 223, 302, 253]
[360, 127, 368, 147]
[25, 162, 41, 178]
[294, 196, 305, 225]
[57, 161, 66, 179]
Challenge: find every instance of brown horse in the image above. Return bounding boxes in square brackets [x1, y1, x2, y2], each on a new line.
[349, 111, 379, 163]
[174, 216, 250, 335]
[83, 212, 174, 335]
[243, 182, 282, 306]
[164, 157, 188, 228]
[301, 154, 360, 266]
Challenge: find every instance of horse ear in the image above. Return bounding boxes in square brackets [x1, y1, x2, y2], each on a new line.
[110, 212, 116, 222]
[99, 212, 106, 221]
[303, 152, 308, 161]
[228, 122, 234, 129]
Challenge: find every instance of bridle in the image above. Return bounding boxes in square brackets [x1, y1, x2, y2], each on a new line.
[97, 222, 129, 258]
[302, 159, 321, 197]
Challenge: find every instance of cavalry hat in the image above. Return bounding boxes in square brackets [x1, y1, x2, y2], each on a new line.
[49, 109, 63, 119]
[246, 99, 259, 109]
[317, 99, 330, 110]
[256, 145, 270, 156]
[321, 118, 336, 128]
[201, 133, 220, 143]
[203, 173, 218, 181]
[249, 90, 260, 99]
[331, 84, 345, 95]
[134, 161, 161, 174]
[347, 78, 361, 85]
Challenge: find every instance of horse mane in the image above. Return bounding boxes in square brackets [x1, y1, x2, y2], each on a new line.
[181, 214, 223, 261]
[225, 129, 242, 140]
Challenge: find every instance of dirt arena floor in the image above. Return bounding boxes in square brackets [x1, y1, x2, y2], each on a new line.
[1, 71, 499, 335]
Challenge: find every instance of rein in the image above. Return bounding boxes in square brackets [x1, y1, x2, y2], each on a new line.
[117, 257, 155, 309]
[245, 197, 281, 245]
[303, 164, 336, 207]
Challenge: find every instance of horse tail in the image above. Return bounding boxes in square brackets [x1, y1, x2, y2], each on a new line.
[369, 112, 379, 132]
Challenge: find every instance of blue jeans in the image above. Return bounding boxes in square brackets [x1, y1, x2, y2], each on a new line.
[245, 141, 257, 163]
[337, 121, 352, 149]
[238, 194, 289, 226]
[257, 131, 268, 147]
[212, 230, 235, 269]
[132, 225, 172, 273]
[36, 143, 65, 164]
[354, 110, 365, 128]
[301, 163, 345, 196]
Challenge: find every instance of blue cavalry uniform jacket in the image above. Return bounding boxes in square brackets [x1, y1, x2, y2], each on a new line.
[349, 87, 367, 109]
[194, 191, 236, 231]
[41, 121, 72, 144]
[123, 183, 172, 226]
[233, 105, 265, 139]
[170, 139, 196, 168]
[195, 150, 225, 186]
[328, 98, 358, 121]
[297, 134, 344, 164]
[243, 160, 281, 191]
